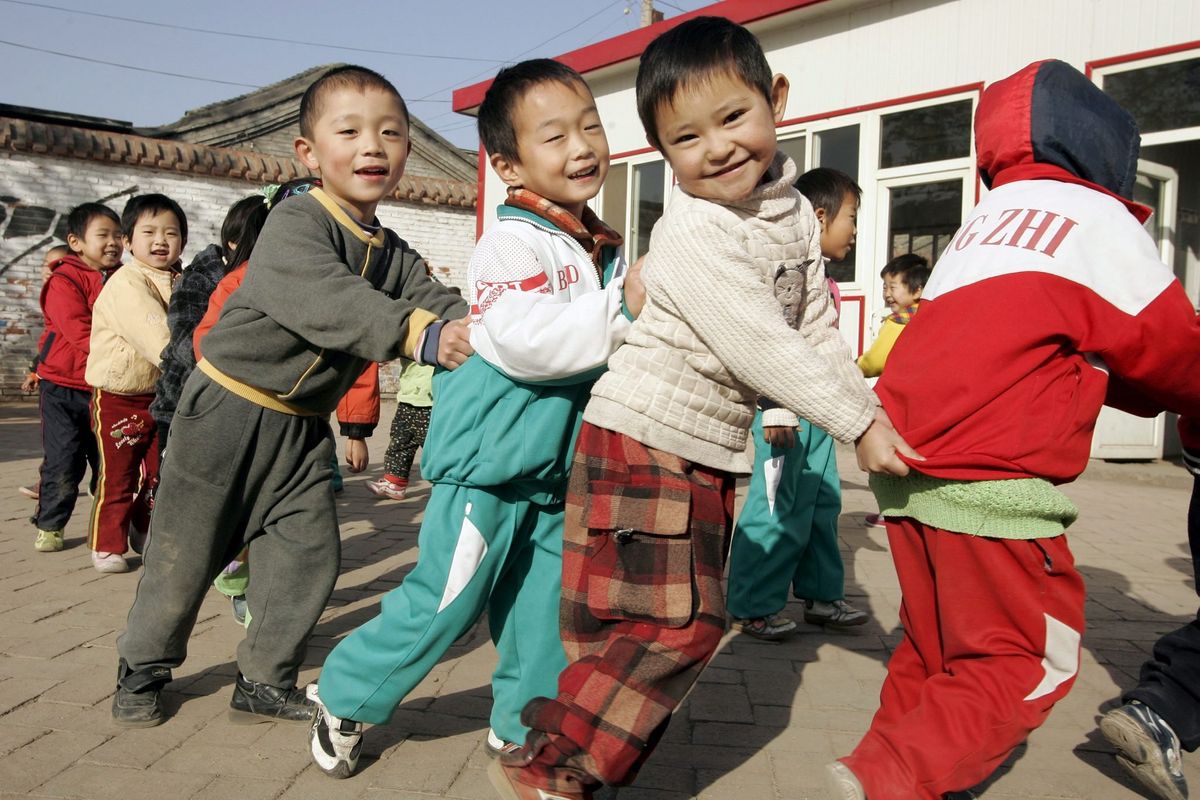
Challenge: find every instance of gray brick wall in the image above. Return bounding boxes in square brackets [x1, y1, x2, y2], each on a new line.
[0, 150, 475, 395]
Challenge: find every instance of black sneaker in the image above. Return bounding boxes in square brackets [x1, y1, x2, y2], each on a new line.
[1100, 701, 1188, 800]
[228, 673, 316, 724]
[111, 661, 170, 728]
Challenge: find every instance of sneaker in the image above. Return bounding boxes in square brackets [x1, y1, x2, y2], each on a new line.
[34, 529, 64, 552]
[486, 728, 522, 758]
[228, 673, 315, 724]
[488, 759, 593, 799]
[92, 551, 129, 573]
[732, 613, 797, 641]
[231, 595, 249, 627]
[366, 478, 407, 501]
[864, 513, 887, 528]
[1100, 701, 1188, 800]
[307, 684, 363, 778]
[805, 599, 869, 628]
[825, 761, 866, 800]
[111, 684, 165, 728]
[19, 484, 38, 499]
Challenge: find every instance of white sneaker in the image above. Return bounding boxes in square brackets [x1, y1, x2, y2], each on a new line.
[486, 727, 521, 758]
[307, 684, 362, 779]
[92, 551, 129, 573]
[825, 761, 866, 800]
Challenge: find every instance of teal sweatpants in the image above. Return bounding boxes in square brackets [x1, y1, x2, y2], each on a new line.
[727, 411, 845, 620]
[317, 482, 566, 744]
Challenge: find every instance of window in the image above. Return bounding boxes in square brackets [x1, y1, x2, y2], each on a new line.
[888, 179, 963, 263]
[814, 126, 859, 179]
[1103, 57, 1200, 134]
[631, 160, 665, 259]
[601, 163, 628, 240]
[778, 135, 807, 173]
[880, 100, 972, 168]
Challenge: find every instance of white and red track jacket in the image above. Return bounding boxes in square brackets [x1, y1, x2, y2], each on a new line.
[878, 59, 1200, 485]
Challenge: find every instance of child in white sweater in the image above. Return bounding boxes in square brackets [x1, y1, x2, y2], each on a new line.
[496, 16, 917, 800]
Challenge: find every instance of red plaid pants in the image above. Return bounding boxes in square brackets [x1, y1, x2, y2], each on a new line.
[512, 422, 734, 792]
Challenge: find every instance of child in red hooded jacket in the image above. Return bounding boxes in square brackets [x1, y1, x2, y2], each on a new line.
[829, 60, 1200, 800]
[31, 204, 122, 554]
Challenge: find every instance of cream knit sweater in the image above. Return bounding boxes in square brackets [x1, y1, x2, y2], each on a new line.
[584, 155, 877, 473]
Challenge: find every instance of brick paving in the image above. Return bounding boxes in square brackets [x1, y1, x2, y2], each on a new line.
[1, 397, 1196, 799]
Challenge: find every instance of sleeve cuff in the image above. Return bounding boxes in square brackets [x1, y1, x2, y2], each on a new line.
[340, 422, 376, 439]
[404, 308, 442, 360]
[761, 407, 799, 428]
[416, 320, 447, 366]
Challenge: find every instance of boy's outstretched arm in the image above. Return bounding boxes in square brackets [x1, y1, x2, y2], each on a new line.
[468, 232, 631, 383]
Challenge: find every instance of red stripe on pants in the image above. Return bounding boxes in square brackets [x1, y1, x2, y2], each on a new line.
[89, 390, 158, 554]
[842, 518, 1086, 799]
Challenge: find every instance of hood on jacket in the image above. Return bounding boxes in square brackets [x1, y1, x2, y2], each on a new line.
[975, 59, 1150, 221]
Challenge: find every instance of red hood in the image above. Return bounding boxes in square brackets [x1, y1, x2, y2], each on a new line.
[975, 59, 1152, 223]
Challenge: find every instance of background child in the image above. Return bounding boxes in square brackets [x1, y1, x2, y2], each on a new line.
[366, 356, 434, 501]
[501, 19, 913, 798]
[112, 65, 470, 730]
[29, 210, 121, 550]
[856, 253, 930, 378]
[857, 252, 930, 528]
[152, 194, 265, 459]
[727, 166, 867, 640]
[85, 193, 185, 573]
[308, 58, 636, 780]
[1099, 418, 1200, 800]
[829, 60, 1200, 800]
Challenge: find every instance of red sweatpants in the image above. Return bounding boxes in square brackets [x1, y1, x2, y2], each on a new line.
[88, 390, 158, 555]
[842, 518, 1086, 800]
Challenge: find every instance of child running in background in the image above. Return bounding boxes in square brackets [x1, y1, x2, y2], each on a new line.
[85, 194, 185, 573]
[151, 194, 266, 459]
[307, 57, 637, 779]
[29, 212, 121, 549]
[497, 19, 914, 799]
[828, 60, 1200, 800]
[111, 65, 470, 729]
[366, 356, 434, 501]
[857, 252, 930, 529]
[727, 167, 868, 640]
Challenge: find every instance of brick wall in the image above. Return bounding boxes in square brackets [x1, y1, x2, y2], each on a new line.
[0, 150, 476, 396]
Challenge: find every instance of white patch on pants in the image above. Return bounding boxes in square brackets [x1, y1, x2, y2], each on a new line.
[764, 455, 785, 515]
[437, 502, 488, 613]
[1023, 613, 1081, 701]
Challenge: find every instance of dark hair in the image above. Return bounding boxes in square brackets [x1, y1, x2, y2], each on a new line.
[121, 193, 188, 242]
[299, 65, 409, 139]
[795, 168, 862, 222]
[881, 252, 931, 293]
[227, 178, 322, 269]
[636, 16, 774, 151]
[220, 196, 266, 262]
[478, 59, 591, 162]
[65, 202, 119, 241]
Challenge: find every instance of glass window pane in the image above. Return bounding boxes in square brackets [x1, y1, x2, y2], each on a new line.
[814, 125, 859, 180]
[880, 100, 972, 168]
[631, 160, 665, 259]
[1104, 58, 1200, 134]
[888, 179, 964, 263]
[602, 162, 628, 239]
[778, 135, 807, 173]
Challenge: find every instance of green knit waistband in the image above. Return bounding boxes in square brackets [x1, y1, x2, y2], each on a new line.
[869, 472, 1079, 539]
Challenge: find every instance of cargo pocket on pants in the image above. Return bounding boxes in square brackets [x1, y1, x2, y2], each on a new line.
[582, 479, 695, 628]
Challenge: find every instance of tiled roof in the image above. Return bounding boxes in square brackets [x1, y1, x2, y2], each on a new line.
[0, 115, 476, 209]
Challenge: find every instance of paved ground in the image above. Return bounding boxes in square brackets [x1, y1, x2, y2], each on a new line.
[1, 397, 1197, 799]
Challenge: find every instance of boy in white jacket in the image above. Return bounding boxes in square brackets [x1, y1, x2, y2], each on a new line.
[308, 59, 641, 779]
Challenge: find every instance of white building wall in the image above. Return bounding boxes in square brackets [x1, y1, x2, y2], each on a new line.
[0, 151, 473, 394]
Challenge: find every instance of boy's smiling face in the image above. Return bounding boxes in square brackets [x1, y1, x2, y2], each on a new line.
[67, 215, 123, 271]
[490, 79, 610, 220]
[655, 71, 788, 204]
[125, 209, 184, 270]
[295, 87, 411, 222]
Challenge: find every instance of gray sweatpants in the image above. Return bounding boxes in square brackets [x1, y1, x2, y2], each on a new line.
[117, 371, 340, 688]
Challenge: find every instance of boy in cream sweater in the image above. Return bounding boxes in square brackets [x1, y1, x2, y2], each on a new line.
[86, 193, 184, 574]
[494, 17, 916, 800]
